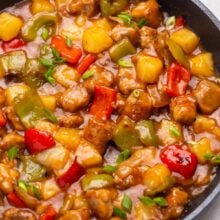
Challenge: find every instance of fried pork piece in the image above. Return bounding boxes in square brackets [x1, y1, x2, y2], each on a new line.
[85, 189, 118, 219]
[131, 0, 163, 28]
[170, 95, 197, 124]
[58, 114, 84, 128]
[83, 117, 115, 154]
[122, 90, 152, 121]
[83, 65, 114, 94]
[111, 24, 139, 44]
[68, 0, 98, 17]
[117, 67, 145, 95]
[163, 188, 189, 219]
[3, 208, 36, 220]
[193, 80, 220, 114]
[58, 85, 90, 113]
[0, 132, 24, 150]
[4, 106, 25, 131]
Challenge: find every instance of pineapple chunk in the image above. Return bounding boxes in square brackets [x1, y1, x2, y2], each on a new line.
[193, 115, 216, 133]
[135, 55, 163, 83]
[0, 13, 23, 41]
[5, 84, 30, 106]
[170, 28, 200, 54]
[40, 95, 56, 112]
[31, 0, 55, 15]
[189, 138, 212, 164]
[83, 26, 113, 53]
[55, 128, 80, 151]
[40, 178, 61, 200]
[93, 18, 112, 33]
[190, 53, 214, 77]
[75, 139, 102, 167]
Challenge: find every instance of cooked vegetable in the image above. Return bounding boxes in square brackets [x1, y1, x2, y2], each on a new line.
[77, 54, 96, 75]
[100, 0, 129, 16]
[24, 128, 55, 154]
[81, 174, 114, 191]
[83, 26, 113, 53]
[39, 206, 57, 220]
[122, 194, 132, 213]
[190, 53, 214, 77]
[166, 62, 190, 97]
[7, 192, 27, 208]
[0, 13, 23, 41]
[170, 28, 200, 54]
[109, 39, 136, 62]
[166, 38, 189, 69]
[89, 86, 117, 120]
[2, 38, 25, 52]
[113, 117, 142, 151]
[51, 35, 82, 64]
[135, 120, 158, 146]
[57, 160, 85, 188]
[160, 145, 198, 178]
[7, 145, 19, 160]
[21, 12, 58, 41]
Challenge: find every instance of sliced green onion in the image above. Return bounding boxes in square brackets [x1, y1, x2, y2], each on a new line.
[122, 194, 132, 213]
[44, 109, 58, 123]
[82, 70, 94, 80]
[137, 18, 148, 28]
[39, 58, 54, 67]
[139, 196, 155, 206]
[32, 185, 41, 200]
[52, 48, 60, 59]
[118, 12, 133, 26]
[44, 66, 56, 86]
[169, 125, 181, 137]
[165, 16, 176, 29]
[118, 59, 133, 68]
[66, 36, 73, 48]
[103, 165, 116, 173]
[212, 155, 220, 163]
[113, 207, 127, 220]
[18, 180, 28, 192]
[41, 28, 49, 41]
[204, 153, 214, 160]
[153, 197, 168, 207]
[7, 145, 19, 160]
[133, 89, 140, 98]
[116, 149, 131, 164]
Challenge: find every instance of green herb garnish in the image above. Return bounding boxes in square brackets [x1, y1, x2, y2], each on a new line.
[170, 125, 181, 137]
[139, 196, 168, 207]
[133, 89, 140, 98]
[82, 70, 94, 80]
[7, 145, 19, 160]
[118, 12, 133, 26]
[44, 108, 58, 123]
[39, 58, 54, 67]
[103, 165, 116, 173]
[41, 28, 49, 41]
[137, 18, 148, 28]
[66, 36, 73, 48]
[118, 59, 133, 68]
[122, 194, 132, 213]
[113, 207, 127, 220]
[116, 149, 131, 164]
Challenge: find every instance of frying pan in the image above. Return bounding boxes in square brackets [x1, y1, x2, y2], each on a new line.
[0, 0, 220, 219]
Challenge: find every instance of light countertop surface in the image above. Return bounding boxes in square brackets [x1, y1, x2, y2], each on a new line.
[195, 1, 220, 220]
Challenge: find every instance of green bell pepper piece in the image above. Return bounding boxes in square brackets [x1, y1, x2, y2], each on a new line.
[113, 116, 142, 151]
[100, 0, 129, 16]
[21, 12, 58, 41]
[135, 120, 158, 146]
[0, 50, 27, 76]
[21, 156, 47, 182]
[24, 59, 46, 88]
[13, 89, 57, 128]
[166, 38, 190, 69]
[81, 174, 114, 191]
[109, 39, 136, 62]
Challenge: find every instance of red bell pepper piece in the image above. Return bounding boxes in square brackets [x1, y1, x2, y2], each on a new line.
[24, 128, 56, 155]
[160, 145, 197, 179]
[7, 192, 27, 208]
[175, 16, 185, 27]
[2, 38, 26, 52]
[39, 206, 57, 220]
[51, 35, 82, 64]
[166, 62, 190, 97]
[77, 54, 96, 75]
[89, 86, 117, 120]
[0, 110, 6, 127]
[56, 159, 85, 188]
